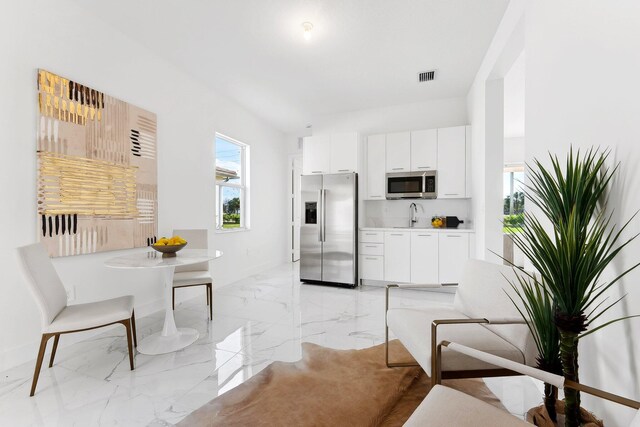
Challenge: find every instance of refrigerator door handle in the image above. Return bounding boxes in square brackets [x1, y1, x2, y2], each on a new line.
[317, 189, 323, 242]
[322, 189, 327, 242]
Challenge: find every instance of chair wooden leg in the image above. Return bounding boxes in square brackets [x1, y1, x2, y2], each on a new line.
[206, 284, 210, 306]
[123, 319, 135, 370]
[131, 310, 138, 348]
[210, 284, 213, 319]
[172, 287, 175, 310]
[48, 334, 60, 368]
[208, 284, 213, 321]
[30, 334, 53, 396]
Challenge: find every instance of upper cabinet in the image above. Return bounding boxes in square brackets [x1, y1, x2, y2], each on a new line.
[437, 126, 467, 198]
[302, 133, 359, 175]
[385, 132, 411, 173]
[362, 125, 471, 200]
[410, 129, 437, 171]
[302, 135, 330, 175]
[366, 134, 386, 200]
[330, 132, 359, 173]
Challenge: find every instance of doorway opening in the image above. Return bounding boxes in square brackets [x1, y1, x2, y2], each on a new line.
[502, 51, 525, 267]
[289, 154, 302, 262]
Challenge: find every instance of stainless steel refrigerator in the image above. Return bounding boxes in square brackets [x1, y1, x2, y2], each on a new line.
[300, 173, 358, 287]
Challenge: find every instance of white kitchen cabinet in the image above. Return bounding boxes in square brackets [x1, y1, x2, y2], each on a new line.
[438, 232, 470, 285]
[437, 126, 466, 198]
[360, 255, 384, 281]
[384, 231, 411, 283]
[366, 134, 386, 200]
[410, 232, 439, 284]
[410, 129, 438, 171]
[385, 132, 411, 173]
[361, 230, 384, 243]
[302, 135, 331, 175]
[330, 132, 358, 173]
[359, 242, 384, 256]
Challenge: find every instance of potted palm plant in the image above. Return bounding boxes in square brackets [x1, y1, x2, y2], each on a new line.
[507, 274, 562, 422]
[507, 147, 639, 427]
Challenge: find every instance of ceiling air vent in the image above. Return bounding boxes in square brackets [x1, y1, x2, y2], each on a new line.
[418, 70, 436, 82]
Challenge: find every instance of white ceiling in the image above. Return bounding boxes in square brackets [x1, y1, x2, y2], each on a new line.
[75, 0, 509, 134]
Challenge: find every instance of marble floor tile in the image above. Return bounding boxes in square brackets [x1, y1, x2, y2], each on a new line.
[0, 262, 541, 426]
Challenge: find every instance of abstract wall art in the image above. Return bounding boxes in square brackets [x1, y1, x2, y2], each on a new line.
[37, 69, 158, 257]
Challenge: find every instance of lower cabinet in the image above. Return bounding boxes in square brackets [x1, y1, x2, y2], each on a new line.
[384, 232, 411, 283]
[438, 232, 470, 285]
[360, 255, 384, 280]
[410, 232, 439, 284]
[359, 229, 471, 285]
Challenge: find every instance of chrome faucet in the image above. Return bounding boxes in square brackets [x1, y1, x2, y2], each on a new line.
[409, 203, 418, 228]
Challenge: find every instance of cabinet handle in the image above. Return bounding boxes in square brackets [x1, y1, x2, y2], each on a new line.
[417, 234, 433, 237]
[338, 169, 350, 172]
[444, 193, 460, 196]
[446, 235, 462, 238]
[365, 233, 378, 236]
[418, 166, 431, 169]
[365, 245, 377, 248]
[365, 257, 378, 260]
[312, 171, 323, 174]
[390, 233, 404, 236]
[370, 195, 382, 198]
[392, 168, 404, 171]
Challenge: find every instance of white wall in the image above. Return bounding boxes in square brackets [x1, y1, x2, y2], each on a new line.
[0, 1, 288, 371]
[466, 0, 525, 259]
[504, 52, 525, 139]
[311, 97, 468, 135]
[504, 137, 525, 164]
[525, 1, 640, 425]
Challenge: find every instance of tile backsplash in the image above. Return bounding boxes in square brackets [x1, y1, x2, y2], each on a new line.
[362, 199, 472, 228]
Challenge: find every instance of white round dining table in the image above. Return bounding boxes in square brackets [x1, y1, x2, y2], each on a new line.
[104, 249, 223, 355]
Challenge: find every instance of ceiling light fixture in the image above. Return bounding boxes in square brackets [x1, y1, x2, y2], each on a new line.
[302, 22, 313, 41]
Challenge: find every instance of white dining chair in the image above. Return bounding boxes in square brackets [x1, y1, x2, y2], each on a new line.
[172, 229, 213, 320]
[17, 243, 137, 396]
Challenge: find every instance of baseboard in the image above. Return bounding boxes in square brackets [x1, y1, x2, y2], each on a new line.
[359, 279, 458, 294]
[0, 297, 165, 373]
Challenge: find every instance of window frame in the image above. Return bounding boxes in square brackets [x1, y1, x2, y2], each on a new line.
[215, 133, 250, 233]
[503, 163, 525, 216]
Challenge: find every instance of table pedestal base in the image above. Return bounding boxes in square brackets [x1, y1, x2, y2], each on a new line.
[137, 266, 200, 355]
[137, 328, 199, 355]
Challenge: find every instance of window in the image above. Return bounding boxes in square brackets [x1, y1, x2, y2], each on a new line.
[215, 133, 249, 231]
[503, 164, 524, 231]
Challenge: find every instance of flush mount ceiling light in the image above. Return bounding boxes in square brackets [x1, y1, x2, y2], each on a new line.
[302, 22, 313, 41]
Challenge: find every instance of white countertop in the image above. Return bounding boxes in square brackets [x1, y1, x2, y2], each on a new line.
[360, 226, 474, 233]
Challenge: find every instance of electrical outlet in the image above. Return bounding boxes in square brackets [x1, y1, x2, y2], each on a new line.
[66, 286, 76, 302]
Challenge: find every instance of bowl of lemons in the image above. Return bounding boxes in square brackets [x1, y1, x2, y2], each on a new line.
[151, 235, 188, 257]
[431, 216, 445, 228]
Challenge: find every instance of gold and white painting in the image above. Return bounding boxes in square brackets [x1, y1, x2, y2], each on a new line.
[37, 69, 157, 257]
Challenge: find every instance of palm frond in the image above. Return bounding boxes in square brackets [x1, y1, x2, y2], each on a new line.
[510, 147, 639, 333]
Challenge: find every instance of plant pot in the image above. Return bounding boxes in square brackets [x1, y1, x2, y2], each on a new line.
[526, 400, 603, 426]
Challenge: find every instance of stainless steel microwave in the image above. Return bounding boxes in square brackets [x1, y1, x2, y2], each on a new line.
[385, 171, 437, 199]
